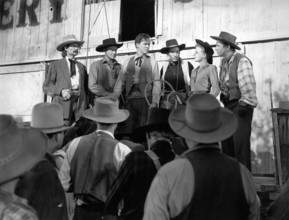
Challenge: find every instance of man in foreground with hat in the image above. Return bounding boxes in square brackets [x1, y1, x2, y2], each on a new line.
[89, 38, 123, 102]
[190, 39, 220, 96]
[15, 102, 69, 220]
[159, 39, 194, 108]
[113, 33, 161, 134]
[104, 108, 175, 220]
[0, 114, 47, 220]
[58, 97, 131, 220]
[211, 31, 258, 171]
[143, 94, 260, 220]
[43, 34, 88, 126]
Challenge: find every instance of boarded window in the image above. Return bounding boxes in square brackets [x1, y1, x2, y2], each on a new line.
[119, 0, 155, 41]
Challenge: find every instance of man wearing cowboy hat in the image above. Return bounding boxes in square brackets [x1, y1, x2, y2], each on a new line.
[159, 39, 194, 108]
[43, 34, 88, 126]
[211, 31, 258, 171]
[143, 94, 260, 220]
[190, 39, 220, 96]
[59, 97, 131, 220]
[104, 108, 176, 220]
[89, 38, 123, 102]
[15, 102, 69, 220]
[0, 114, 47, 220]
[113, 33, 161, 134]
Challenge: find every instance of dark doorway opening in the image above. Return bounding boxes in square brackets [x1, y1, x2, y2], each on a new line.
[120, 0, 155, 41]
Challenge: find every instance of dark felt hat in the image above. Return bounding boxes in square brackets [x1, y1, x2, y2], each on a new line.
[195, 39, 214, 64]
[210, 31, 241, 50]
[160, 39, 186, 54]
[96, 38, 123, 52]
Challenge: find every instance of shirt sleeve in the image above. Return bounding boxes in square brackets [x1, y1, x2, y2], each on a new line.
[237, 58, 258, 106]
[113, 59, 129, 98]
[43, 62, 63, 96]
[143, 159, 194, 220]
[113, 142, 131, 171]
[240, 164, 261, 220]
[208, 65, 220, 97]
[151, 58, 161, 104]
[58, 137, 81, 192]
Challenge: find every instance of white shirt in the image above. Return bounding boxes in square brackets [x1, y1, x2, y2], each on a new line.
[65, 57, 80, 88]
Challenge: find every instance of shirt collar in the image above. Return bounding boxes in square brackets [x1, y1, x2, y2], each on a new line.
[182, 142, 221, 155]
[227, 51, 237, 64]
[102, 56, 118, 64]
[134, 54, 150, 61]
[196, 63, 210, 71]
[96, 129, 114, 138]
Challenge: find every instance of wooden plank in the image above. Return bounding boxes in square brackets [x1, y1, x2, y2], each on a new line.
[156, 0, 164, 36]
[0, 63, 45, 75]
[37, 0, 49, 58]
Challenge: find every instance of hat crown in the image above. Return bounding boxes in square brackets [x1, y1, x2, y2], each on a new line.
[102, 38, 118, 46]
[219, 31, 237, 43]
[93, 97, 119, 119]
[31, 103, 65, 130]
[195, 39, 214, 55]
[185, 94, 221, 132]
[166, 39, 179, 48]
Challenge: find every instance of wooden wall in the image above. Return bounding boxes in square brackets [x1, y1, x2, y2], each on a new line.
[1, 0, 289, 174]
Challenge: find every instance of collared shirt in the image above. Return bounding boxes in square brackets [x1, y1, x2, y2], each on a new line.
[113, 54, 161, 104]
[190, 64, 220, 97]
[105, 151, 158, 217]
[89, 57, 121, 96]
[65, 57, 80, 89]
[0, 188, 38, 220]
[143, 144, 260, 220]
[220, 52, 258, 106]
[58, 130, 131, 191]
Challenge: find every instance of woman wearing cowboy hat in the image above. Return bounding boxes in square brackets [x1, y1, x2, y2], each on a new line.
[43, 34, 88, 126]
[190, 39, 220, 97]
[159, 39, 194, 108]
[89, 38, 123, 103]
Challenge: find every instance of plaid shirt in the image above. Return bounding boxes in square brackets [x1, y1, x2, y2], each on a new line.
[105, 151, 158, 218]
[220, 52, 258, 107]
[0, 189, 38, 220]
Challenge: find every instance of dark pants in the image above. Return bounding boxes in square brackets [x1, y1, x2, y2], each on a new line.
[221, 100, 254, 171]
[73, 204, 102, 220]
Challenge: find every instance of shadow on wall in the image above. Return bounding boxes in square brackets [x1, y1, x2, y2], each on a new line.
[251, 79, 289, 175]
[174, 0, 194, 3]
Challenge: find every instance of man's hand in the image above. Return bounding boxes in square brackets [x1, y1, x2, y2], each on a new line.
[61, 89, 71, 100]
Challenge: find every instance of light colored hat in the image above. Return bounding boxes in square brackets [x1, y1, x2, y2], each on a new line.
[83, 97, 129, 123]
[56, 35, 84, 51]
[0, 115, 47, 184]
[169, 94, 238, 143]
[210, 31, 241, 50]
[31, 102, 71, 133]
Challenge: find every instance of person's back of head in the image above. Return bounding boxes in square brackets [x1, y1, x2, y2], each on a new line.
[150, 140, 175, 165]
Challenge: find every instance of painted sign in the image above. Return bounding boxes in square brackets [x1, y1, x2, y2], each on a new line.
[0, 0, 64, 30]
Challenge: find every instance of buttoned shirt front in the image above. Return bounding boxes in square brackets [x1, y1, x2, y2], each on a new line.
[65, 57, 80, 89]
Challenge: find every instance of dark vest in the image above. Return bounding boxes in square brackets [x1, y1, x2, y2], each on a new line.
[220, 53, 251, 101]
[70, 132, 119, 202]
[125, 56, 153, 97]
[172, 147, 249, 220]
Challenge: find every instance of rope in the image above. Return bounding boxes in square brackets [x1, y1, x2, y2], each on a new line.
[103, 0, 110, 37]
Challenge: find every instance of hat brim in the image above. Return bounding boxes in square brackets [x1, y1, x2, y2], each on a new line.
[96, 43, 123, 52]
[56, 40, 84, 51]
[210, 36, 241, 50]
[82, 108, 129, 124]
[160, 44, 186, 54]
[169, 106, 238, 143]
[131, 123, 173, 142]
[19, 122, 72, 134]
[195, 39, 214, 55]
[0, 128, 47, 184]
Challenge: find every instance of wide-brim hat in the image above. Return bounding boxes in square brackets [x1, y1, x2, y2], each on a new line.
[31, 102, 71, 134]
[131, 108, 173, 142]
[56, 34, 84, 51]
[169, 94, 237, 143]
[0, 115, 47, 184]
[160, 39, 186, 54]
[195, 39, 214, 56]
[96, 38, 123, 52]
[83, 97, 129, 123]
[210, 31, 241, 50]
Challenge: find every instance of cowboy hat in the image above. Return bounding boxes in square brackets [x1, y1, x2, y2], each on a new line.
[83, 97, 129, 123]
[56, 35, 84, 51]
[160, 39, 186, 54]
[131, 108, 174, 142]
[195, 39, 214, 64]
[96, 38, 123, 52]
[210, 31, 241, 50]
[0, 115, 47, 184]
[31, 102, 71, 133]
[169, 94, 237, 143]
